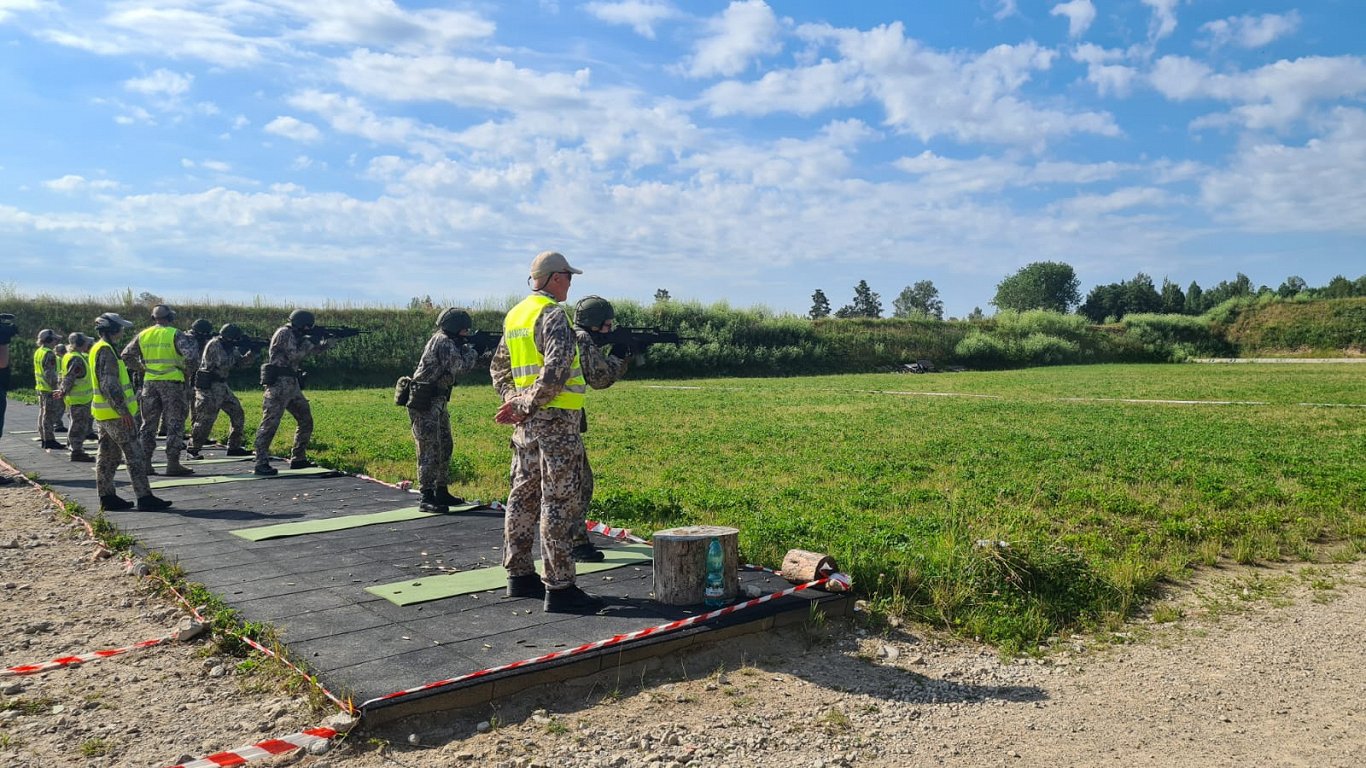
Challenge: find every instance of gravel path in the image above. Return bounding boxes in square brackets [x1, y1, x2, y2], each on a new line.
[1, 480, 1363, 768]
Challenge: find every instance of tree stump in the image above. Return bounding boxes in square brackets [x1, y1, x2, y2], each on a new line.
[652, 525, 739, 606]
[780, 549, 838, 584]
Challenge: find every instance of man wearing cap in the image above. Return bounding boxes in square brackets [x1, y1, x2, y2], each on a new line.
[188, 324, 256, 460]
[91, 313, 172, 512]
[407, 308, 480, 513]
[492, 250, 601, 614]
[34, 328, 65, 449]
[54, 333, 96, 462]
[122, 304, 198, 476]
[252, 309, 332, 475]
[567, 295, 631, 562]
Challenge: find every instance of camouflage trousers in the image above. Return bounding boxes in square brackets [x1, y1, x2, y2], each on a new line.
[409, 400, 453, 493]
[191, 383, 245, 452]
[138, 380, 188, 464]
[96, 416, 151, 499]
[183, 380, 195, 438]
[570, 452, 595, 548]
[68, 404, 94, 457]
[37, 391, 62, 442]
[254, 379, 312, 463]
[504, 411, 586, 589]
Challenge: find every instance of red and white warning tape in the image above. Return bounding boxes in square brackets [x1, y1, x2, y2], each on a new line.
[1, 636, 172, 677]
[586, 518, 647, 544]
[359, 571, 852, 709]
[164, 726, 339, 768]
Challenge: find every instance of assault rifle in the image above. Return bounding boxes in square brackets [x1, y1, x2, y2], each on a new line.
[230, 336, 270, 355]
[461, 330, 502, 354]
[586, 327, 699, 356]
[305, 325, 370, 342]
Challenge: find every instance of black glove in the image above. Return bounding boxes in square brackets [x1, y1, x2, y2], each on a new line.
[608, 343, 632, 359]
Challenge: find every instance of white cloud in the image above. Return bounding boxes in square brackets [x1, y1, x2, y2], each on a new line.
[702, 59, 863, 117]
[894, 151, 1134, 199]
[124, 69, 193, 97]
[1151, 55, 1366, 131]
[685, 0, 782, 78]
[1201, 12, 1301, 50]
[583, 1, 679, 39]
[1141, 0, 1182, 44]
[993, 1, 1018, 22]
[200, 159, 232, 173]
[264, 115, 322, 142]
[1051, 186, 1171, 217]
[1050, 0, 1096, 39]
[232, 115, 250, 130]
[1072, 44, 1138, 97]
[0, 0, 44, 24]
[42, 175, 119, 193]
[1200, 108, 1366, 234]
[278, 1, 495, 52]
[336, 50, 592, 112]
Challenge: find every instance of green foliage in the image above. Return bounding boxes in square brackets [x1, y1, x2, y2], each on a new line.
[992, 261, 1080, 314]
[1119, 313, 1230, 360]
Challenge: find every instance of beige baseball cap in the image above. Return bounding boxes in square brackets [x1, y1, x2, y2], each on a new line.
[529, 250, 583, 279]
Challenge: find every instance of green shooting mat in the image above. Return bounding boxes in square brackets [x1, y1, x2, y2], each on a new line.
[365, 544, 655, 606]
[119, 457, 256, 470]
[149, 466, 339, 489]
[229, 503, 484, 542]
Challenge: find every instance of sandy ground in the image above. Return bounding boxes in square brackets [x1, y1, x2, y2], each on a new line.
[1, 479, 1364, 768]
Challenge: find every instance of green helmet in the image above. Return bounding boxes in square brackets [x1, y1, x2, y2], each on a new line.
[437, 307, 472, 335]
[288, 309, 315, 330]
[573, 295, 614, 330]
[190, 318, 214, 337]
[219, 323, 243, 341]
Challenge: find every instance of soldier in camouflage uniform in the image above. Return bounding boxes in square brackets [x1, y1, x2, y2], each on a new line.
[34, 328, 64, 449]
[90, 313, 172, 512]
[408, 308, 480, 513]
[185, 318, 215, 438]
[253, 310, 332, 475]
[52, 343, 69, 434]
[54, 333, 96, 462]
[122, 305, 198, 476]
[568, 295, 630, 562]
[188, 324, 256, 459]
[492, 250, 602, 614]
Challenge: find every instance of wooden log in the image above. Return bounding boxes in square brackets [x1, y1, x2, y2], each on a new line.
[652, 525, 739, 606]
[780, 549, 837, 584]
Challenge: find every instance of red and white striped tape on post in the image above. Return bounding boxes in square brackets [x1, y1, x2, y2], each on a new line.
[164, 726, 339, 768]
[586, 519, 648, 544]
[359, 571, 853, 709]
[1, 636, 172, 677]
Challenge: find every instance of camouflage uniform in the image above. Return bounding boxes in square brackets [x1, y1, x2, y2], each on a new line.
[491, 295, 585, 589]
[185, 333, 212, 437]
[409, 332, 479, 494]
[571, 329, 628, 549]
[57, 353, 94, 459]
[35, 346, 61, 443]
[93, 343, 152, 499]
[190, 337, 253, 453]
[253, 326, 328, 466]
[122, 327, 197, 467]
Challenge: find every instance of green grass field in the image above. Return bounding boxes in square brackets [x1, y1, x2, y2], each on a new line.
[92, 364, 1366, 649]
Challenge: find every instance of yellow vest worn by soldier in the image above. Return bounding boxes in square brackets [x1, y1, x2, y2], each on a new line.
[60, 351, 94, 406]
[504, 294, 586, 411]
[33, 347, 55, 392]
[137, 325, 184, 382]
[90, 339, 139, 421]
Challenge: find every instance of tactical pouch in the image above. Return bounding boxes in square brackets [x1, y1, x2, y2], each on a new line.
[394, 376, 412, 406]
[194, 372, 222, 391]
[259, 363, 278, 387]
[407, 380, 435, 411]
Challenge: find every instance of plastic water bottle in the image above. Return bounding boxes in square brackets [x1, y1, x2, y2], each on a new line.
[704, 537, 726, 608]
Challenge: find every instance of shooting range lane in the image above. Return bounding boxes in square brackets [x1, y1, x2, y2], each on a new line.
[0, 398, 847, 718]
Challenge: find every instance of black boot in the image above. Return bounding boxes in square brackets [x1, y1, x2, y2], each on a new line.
[571, 543, 606, 563]
[254, 462, 278, 476]
[69, 453, 96, 463]
[225, 447, 252, 457]
[544, 585, 605, 614]
[185, 449, 203, 460]
[100, 494, 133, 511]
[55, 424, 68, 433]
[289, 458, 317, 470]
[136, 495, 173, 511]
[41, 440, 66, 450]
[418, 491, 448, 514]
[506, 573, 546, 599]
[435, 488, 466, 506]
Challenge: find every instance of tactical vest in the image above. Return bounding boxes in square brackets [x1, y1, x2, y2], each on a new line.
[90, 339, 139, 421]
[137, 325, 184, 382]
[33, 347, 55, 391]
[60, 351, 94, 405]
[504, 294, 585, 411]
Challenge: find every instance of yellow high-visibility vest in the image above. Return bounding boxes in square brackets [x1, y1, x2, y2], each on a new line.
[60, 351, 94, 406]
[504, 294, 585, 411]
[33, 347, 55, 392]
[90, 339, 139, 421]
[137, 325, 184, 382]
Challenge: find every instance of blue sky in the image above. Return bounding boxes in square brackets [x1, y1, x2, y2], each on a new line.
[2, 1, 1363, 318]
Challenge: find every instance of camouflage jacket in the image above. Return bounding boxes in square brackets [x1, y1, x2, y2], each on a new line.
[265, 326, 328, 371]
[412, 332, 479, 391]
[199, 337, 254, 380]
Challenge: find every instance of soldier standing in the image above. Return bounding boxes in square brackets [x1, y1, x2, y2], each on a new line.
[188, 324, 256, 459]
[54, 333, 96, 462]
[90, 313, 172, 512]
[492, 250, 602, 614]
[567, 296, 630, 562]
[185, 318, 215, 438]
[253, 310, 331, 475]
[408, 308, 480, 513]
[33, 328, 64, 449]
[122, 305, 197, 476]
[53, 343, 70, 434]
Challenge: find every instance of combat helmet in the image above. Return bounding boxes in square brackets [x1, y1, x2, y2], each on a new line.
[288, 309, 315, 330]
[437, 307, 472, 335]
[573, 296, 614, 330]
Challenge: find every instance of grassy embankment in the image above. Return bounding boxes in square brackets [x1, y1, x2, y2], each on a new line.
[234, 363, 1365, 652]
